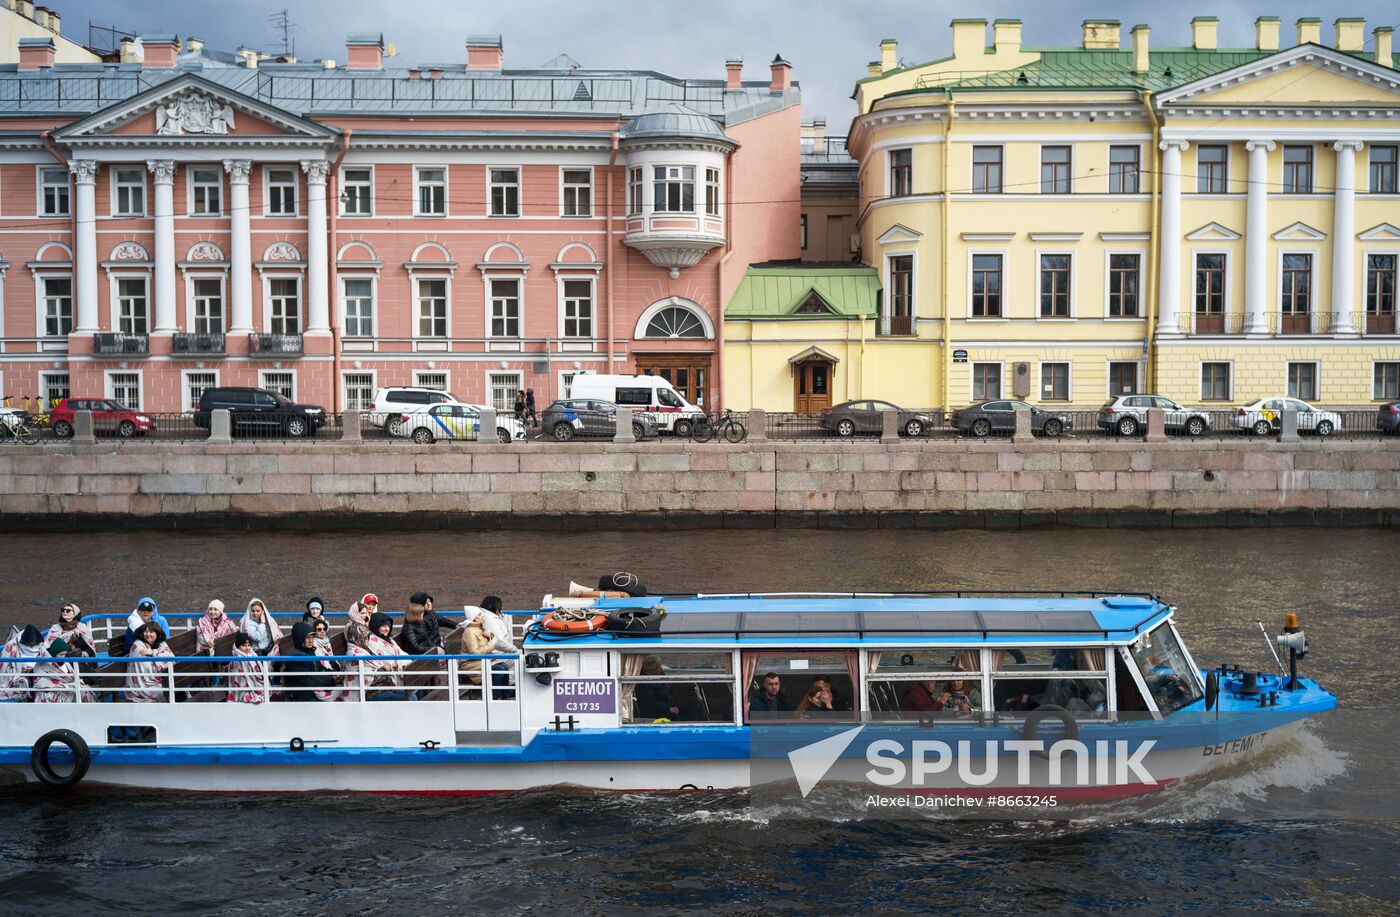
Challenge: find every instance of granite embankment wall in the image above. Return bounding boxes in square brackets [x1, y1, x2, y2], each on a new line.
[3, 439, 1400, 531]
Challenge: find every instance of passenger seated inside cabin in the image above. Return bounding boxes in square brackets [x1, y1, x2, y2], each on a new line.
[239, 598, 283, 656]
[796, 682, 839, 717]
[46, 603, 95, 657]
[991, 646, 1109, 713]
[280, 622, 341, 702]
[622, 652, 733, 724]
[901, 679, 940, 712]
[126, 622, 174, 703]
[633, 656, 682, 720]
[810, 677, 852, 712]
[749, 673, 795, 714]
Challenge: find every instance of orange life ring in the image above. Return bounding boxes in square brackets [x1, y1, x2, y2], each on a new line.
[541, 611, 609, 633]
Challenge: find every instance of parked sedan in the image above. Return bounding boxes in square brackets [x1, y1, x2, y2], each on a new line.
[1378, 402, 1400, 435]
[394, 403, 526, 444]
[541, 399, 659, 442]
[1097, 395, 1212, 437]
[1232, 398, 1341, 436]
[48, 398, 156, 438]
[950, 400, 1073, 438]
[819, 400, 937, 437]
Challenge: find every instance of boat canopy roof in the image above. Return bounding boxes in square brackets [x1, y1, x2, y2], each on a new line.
[525, 594, 1174, 647]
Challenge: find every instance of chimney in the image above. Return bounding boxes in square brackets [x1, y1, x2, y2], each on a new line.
[950, 19, 987, 61]
[186, 37, 204, 54]
[47, 8, 59, 34]
[141, 35, 180, 69]
[17, 36, 55, 70]
[866, 61, 881, 77]
[236, 47, 259, 69]
[1131, 25, 1150, 74]
[31, 5, 49, 29]
[428, 67, 443, 79]
[119, 36, 139, 64]
[1255, 16, 1280, 51]
[1082, 20, 1121, 50]
[1191, 17, 1218, 50]
[1297, 18, 1322, 46]
[993, 19, 1022, 55]
[16, 1, 33, 20]
[880, 39, 897, 73]
[1376, 27, 1394, 65]
[769, 54, 791, 92]
[466, 34, 503, 71]
[810, 118, 825, 143]
[1334, 18, 1365, 52]
[725, 56, 742, 90]
[346, 33, 385, 70]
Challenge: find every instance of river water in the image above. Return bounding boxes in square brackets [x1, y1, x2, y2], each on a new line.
[0, 527, 1396, 915]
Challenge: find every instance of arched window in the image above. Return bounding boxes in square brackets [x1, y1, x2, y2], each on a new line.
[645, 306, 707, 339]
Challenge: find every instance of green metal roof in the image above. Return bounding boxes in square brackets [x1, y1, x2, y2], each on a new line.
[725, 265, 880, 320]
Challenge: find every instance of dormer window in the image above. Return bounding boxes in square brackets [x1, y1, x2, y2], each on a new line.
[653, 165, 695, 213]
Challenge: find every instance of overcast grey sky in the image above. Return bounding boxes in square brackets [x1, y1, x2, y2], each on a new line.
[64, 1, 1400, 124]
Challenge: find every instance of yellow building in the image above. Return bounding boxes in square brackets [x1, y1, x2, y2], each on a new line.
[832, 16, 1400, 411]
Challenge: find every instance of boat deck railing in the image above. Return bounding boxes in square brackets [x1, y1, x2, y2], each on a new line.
[65, 612, 529, 646]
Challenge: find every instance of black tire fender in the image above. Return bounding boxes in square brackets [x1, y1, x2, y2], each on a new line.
[1023, 704, 1079, 757]
[31, 729, 91, 788]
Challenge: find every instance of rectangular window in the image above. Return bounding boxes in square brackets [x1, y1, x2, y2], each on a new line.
[889, 148, 912, 197]
[40, 167, 69, 216]
[704, 167, 721, 216]
[971, 146, 1002, 194]
[489, 278, 521, 337]
[1201, 362, 1231, 401]
[344, 372, 374, 411]
[1195, 253, 1226, 314]
[341, 167, 373, 215]
[41, 372, 70, 406]
[41, 277, 73, 337]
[415, 167, 446, 215]
[185, 372, 216, 413]
[117, 277, 149, 334]
[489, 372, 521, 413]
[190, 167, 221, 215]
[1040, 145, 1071, 193]
[107, 372, 141, 409]
[1108, 361, 1138, 397]
[1281, 253, 1312, 314]
[1109, 146, 1141, 194]
[561, 168, 591, 217]
[414, 371, 448, 392]
[972, 363, 1001, 401]
[1108, 253, 1140, 317]
[1374, 363, 1400, 401]
[112, 167, 145, 216]
[1368, 254, 1397, 332]
[490, 167, 520, 216]
[800, 213, 808, 250]
[1287, 362, 1318, 401]
[260, 371, 294, 400]
[416, 279, 448, 337]
[1196, 145, 1228, 193]
[560, 371, 576, 398]
[971, 254, 1002, 317]
[628, 166, 643, 214]
[343, 278, 374, 337]
[1282, 145, 1313, 194]
[888, 255, 913, 319]
[1371, 146, 1398, 194]
[269, 278, 300, 335]
[562, 279, 593, 338]
[1040, 363, 1070, 401]
[1039, 253, 1071, 317]
[620, 652, 734, 725]
[192, 277, 223, 334]
[266, 167, 297, 215]
[653, 165, 695, 212]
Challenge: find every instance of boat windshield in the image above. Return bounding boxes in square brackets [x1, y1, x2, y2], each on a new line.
[1127, 622, 1203, 714]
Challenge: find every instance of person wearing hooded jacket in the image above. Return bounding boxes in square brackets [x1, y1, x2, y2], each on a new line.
[346, 612, 406, 700]
[123, 597, 170, 650]
[279, 622, 339, 702]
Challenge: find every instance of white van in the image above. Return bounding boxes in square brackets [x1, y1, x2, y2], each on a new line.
[568, 373, 705, 434]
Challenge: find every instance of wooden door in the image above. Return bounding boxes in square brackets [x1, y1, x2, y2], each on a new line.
[794, 361, 833, 413]
[634, 357, 711, 408]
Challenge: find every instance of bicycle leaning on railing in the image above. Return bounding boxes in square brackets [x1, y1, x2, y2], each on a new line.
[0, 402, 40, 445]
[691, 409, 747, 443]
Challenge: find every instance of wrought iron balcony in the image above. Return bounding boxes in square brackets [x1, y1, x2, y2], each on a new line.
[877, 314, 915, 336]
[92, 332, 149, 355]
[248, 333, 303, 357]
[171, 333, 226, 355]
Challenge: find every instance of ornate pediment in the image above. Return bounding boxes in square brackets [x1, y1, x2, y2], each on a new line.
[156, 91, 236, 135]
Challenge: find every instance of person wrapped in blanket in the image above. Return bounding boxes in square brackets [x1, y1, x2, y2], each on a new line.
[227, 632, 269, 704]
[0, 625, 48, 700]
[31, 637, 97, 703]
[280, 621, 342, 702]
[45, 603, 95, 657]
[126, 621, 175, 703]
[345, 612, 406, 700]
[239, 598, 283, 656]
[196, 599, 237, 655]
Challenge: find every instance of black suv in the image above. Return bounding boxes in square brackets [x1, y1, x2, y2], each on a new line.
[193, 387, 327, 437]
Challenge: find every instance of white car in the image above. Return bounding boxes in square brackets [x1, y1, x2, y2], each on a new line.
[368, 387, 463, 433]
[1097, 395, 1213, 437]
[394, 402, 525, 444]
[1232, 398, 1342, 436]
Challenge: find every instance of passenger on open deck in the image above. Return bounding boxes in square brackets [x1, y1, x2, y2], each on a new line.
[281, 622, 341, 702]
[344, 601, 370, 648]
[227, 633, 268, 704]
[398, 601, 444, 656]
[31, 638, 94, 703]
[239, 598, 282, 656]
[0, 625, 47, 700]
[126, 622, 174, 703]
[45, 603, 94, 657]
[123, 598, 169, 651]
[460, 608, 497, 688]
[304, 597, 326, 623]
[411, 591, 458, 634]
[310, 618, 333, 655]
[196, 600, 236, 655]
[477, 596, 517, 654]
[345, 612, 406, 700]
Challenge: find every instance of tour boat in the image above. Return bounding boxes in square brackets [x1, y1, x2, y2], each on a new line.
[0, 592, 1335, 801]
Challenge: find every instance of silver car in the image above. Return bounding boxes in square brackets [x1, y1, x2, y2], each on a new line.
[1097, 395, 1212, 437]
[1232, 398, 1342, 437]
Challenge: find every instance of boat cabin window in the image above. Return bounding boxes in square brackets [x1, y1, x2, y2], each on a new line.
[866, 650, 982, 717]
[991, 647, 1109, 715]
[620, 652, 733, 725]
[742, 651, 857, 722]
[1127, 623, 1203, 715]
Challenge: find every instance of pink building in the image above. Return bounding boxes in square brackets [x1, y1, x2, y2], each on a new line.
[0, 31, 801, 413]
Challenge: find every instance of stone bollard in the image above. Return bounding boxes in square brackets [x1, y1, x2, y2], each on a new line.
[1012, 407, 1033, 443]
[613, 407, 637, 444]
[880, 409, 900, 444]
[746, 408, 767, 443]
[477, 407, 498, 445]
[341, 410, 363, 444]
[1279, 409, 1299, 442]
[72, 409, 96, 444]
[1145, 407, 1167, 442]
[208, 408, 232, 444]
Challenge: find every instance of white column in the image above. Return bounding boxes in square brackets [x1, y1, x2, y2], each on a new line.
[147, 160, 177, 333]
[301, 160, 331, 334]
[224, 160, 253, 333]
[1244, 140, 1275, 334]
[70, 160, 99, 333]
[1331, 141, 1363, 334]
[1157, 140, 1188, 335]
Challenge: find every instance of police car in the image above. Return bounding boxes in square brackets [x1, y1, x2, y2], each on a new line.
[393, 403, 526, 444]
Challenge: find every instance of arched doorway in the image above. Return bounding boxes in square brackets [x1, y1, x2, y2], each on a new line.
[788, 346, 838, 412]
[633, 297, 715, 408]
